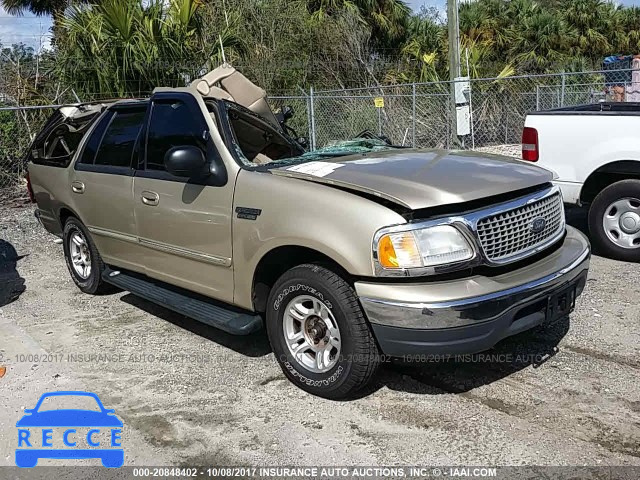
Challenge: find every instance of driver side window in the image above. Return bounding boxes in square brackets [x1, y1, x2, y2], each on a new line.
[145, 100, 206, 172]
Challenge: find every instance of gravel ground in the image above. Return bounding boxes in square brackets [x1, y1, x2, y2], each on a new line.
[0, 203, 639, 468]
[473, 144, 521, 158]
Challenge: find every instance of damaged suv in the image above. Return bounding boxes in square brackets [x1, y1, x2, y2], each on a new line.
[27, 66, 590, 398]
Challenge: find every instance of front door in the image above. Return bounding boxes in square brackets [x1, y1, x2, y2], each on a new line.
[132, 93, 235, 303]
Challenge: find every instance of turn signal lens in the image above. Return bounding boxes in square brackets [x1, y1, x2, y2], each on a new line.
[377, 232, 422, 269]
[377, 235, 398, 267]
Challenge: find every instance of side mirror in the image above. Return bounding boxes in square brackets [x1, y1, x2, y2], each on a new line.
[164, 146, 207, 177]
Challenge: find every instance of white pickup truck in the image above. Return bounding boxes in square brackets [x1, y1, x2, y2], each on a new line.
[523, 102, 640, 261]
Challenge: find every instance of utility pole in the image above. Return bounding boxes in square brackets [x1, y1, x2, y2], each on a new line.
[447, 0, 461, 147]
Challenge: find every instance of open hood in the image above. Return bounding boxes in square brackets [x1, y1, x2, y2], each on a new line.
[271, 149, 553, 210]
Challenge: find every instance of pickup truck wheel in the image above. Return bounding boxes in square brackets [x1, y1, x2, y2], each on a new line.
[62, 218, 111, 294]
[588, 180, 640, 261]
[266, 264, 380, 399]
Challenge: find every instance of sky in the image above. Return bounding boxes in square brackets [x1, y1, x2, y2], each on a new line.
[2, 1, 640, 52]
[0, 6, 51, 51]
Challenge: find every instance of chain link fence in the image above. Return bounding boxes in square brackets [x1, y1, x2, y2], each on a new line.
[302, 68, 639, 152]
[1, 68, 638, 195]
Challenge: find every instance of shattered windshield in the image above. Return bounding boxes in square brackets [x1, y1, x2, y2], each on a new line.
[264, 138, 400, 168]
[219, 100, 400, 168]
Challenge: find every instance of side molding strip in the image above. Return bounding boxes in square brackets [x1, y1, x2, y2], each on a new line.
[88, 226, 138, 244]
[137, 238, 232, 267]
[88, 226, 232, 267]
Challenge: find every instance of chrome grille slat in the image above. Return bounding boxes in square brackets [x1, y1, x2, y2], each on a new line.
[476, 193, 564, 262]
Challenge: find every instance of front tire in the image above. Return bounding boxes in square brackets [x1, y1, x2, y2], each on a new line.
[266, 264, 380, 399]
[588, 180, 640, 261]
[62, 217, 111, 294]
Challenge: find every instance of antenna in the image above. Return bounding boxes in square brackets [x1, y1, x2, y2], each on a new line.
[219, 35, 227, 65]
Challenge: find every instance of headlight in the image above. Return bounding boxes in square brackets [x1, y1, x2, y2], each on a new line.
[375, 224, 475, 271]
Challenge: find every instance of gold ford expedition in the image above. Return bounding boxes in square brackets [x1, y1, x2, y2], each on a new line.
[27, 66, 590, 398]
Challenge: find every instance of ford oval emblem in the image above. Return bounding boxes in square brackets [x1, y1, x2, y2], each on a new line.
[530, 217, 546, 234]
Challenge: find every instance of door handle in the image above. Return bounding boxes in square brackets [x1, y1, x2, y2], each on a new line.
[141, 191, 159, 206]
[71, 181, 85, 194]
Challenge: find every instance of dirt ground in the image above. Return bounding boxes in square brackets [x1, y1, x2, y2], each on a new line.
[0, 203, 639, 468]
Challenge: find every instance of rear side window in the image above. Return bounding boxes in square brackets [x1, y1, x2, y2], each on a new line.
[78, 111, 114, 165]
[146, 100, 205, 171]
[27, 108, 103, 168]
[94, 109, 145, 168]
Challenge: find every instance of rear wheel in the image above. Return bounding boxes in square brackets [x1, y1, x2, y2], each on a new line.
[266, 264, 380, 399]
[588, 180, 640, 262]
[62, 217, 112, 294]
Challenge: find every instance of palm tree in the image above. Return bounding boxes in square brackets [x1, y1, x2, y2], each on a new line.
[307, 0, 411, 46]
[1, 0, 70, 16]
[625, 7, 640, 53]
[507, 10, 577, 72]
[401, 10, 445, 80]
[57, 0, 242, 98]
[564, 0, 621, 60]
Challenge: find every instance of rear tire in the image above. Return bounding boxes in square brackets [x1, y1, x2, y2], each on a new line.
[266, 264, 380, 399]
[588, 180, 640, 262]
[62, 217, 112, 294]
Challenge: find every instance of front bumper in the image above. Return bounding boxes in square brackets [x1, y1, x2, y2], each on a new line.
[356, 226, 590, 356]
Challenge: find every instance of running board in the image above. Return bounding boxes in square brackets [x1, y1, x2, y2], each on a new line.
[102, 267, 262, 335]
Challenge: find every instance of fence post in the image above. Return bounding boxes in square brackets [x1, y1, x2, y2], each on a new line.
[449, 79, 459, 148]
[560, 72, 566, 107]
[309, 86, 316, 151]
[536, 85, 540, 111]
[305, 94, 312, 148]
[412, 83, 416, 148]
[469, 80, 475, 150]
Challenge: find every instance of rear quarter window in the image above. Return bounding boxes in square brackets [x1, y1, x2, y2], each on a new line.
[27, 111, 97, 168]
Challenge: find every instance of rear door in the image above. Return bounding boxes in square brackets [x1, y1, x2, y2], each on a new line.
[27, 105, 103, 234]
[132, 92, 235, 303]
[72, 103, 148, 271]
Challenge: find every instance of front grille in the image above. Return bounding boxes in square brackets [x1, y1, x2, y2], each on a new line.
[476, 193, 564, 262]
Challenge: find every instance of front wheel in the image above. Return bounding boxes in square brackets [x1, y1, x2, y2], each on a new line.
[266, 264, 380, 399]
[588, 180, 640, 262]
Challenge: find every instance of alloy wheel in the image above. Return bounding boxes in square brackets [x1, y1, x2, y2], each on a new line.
[283, 295, 342, 373]
[69, 230, 92, 279]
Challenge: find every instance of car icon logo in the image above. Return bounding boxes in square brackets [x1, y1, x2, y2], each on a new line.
[530, 217, 546, 234]
[15, 391, 123, 468]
